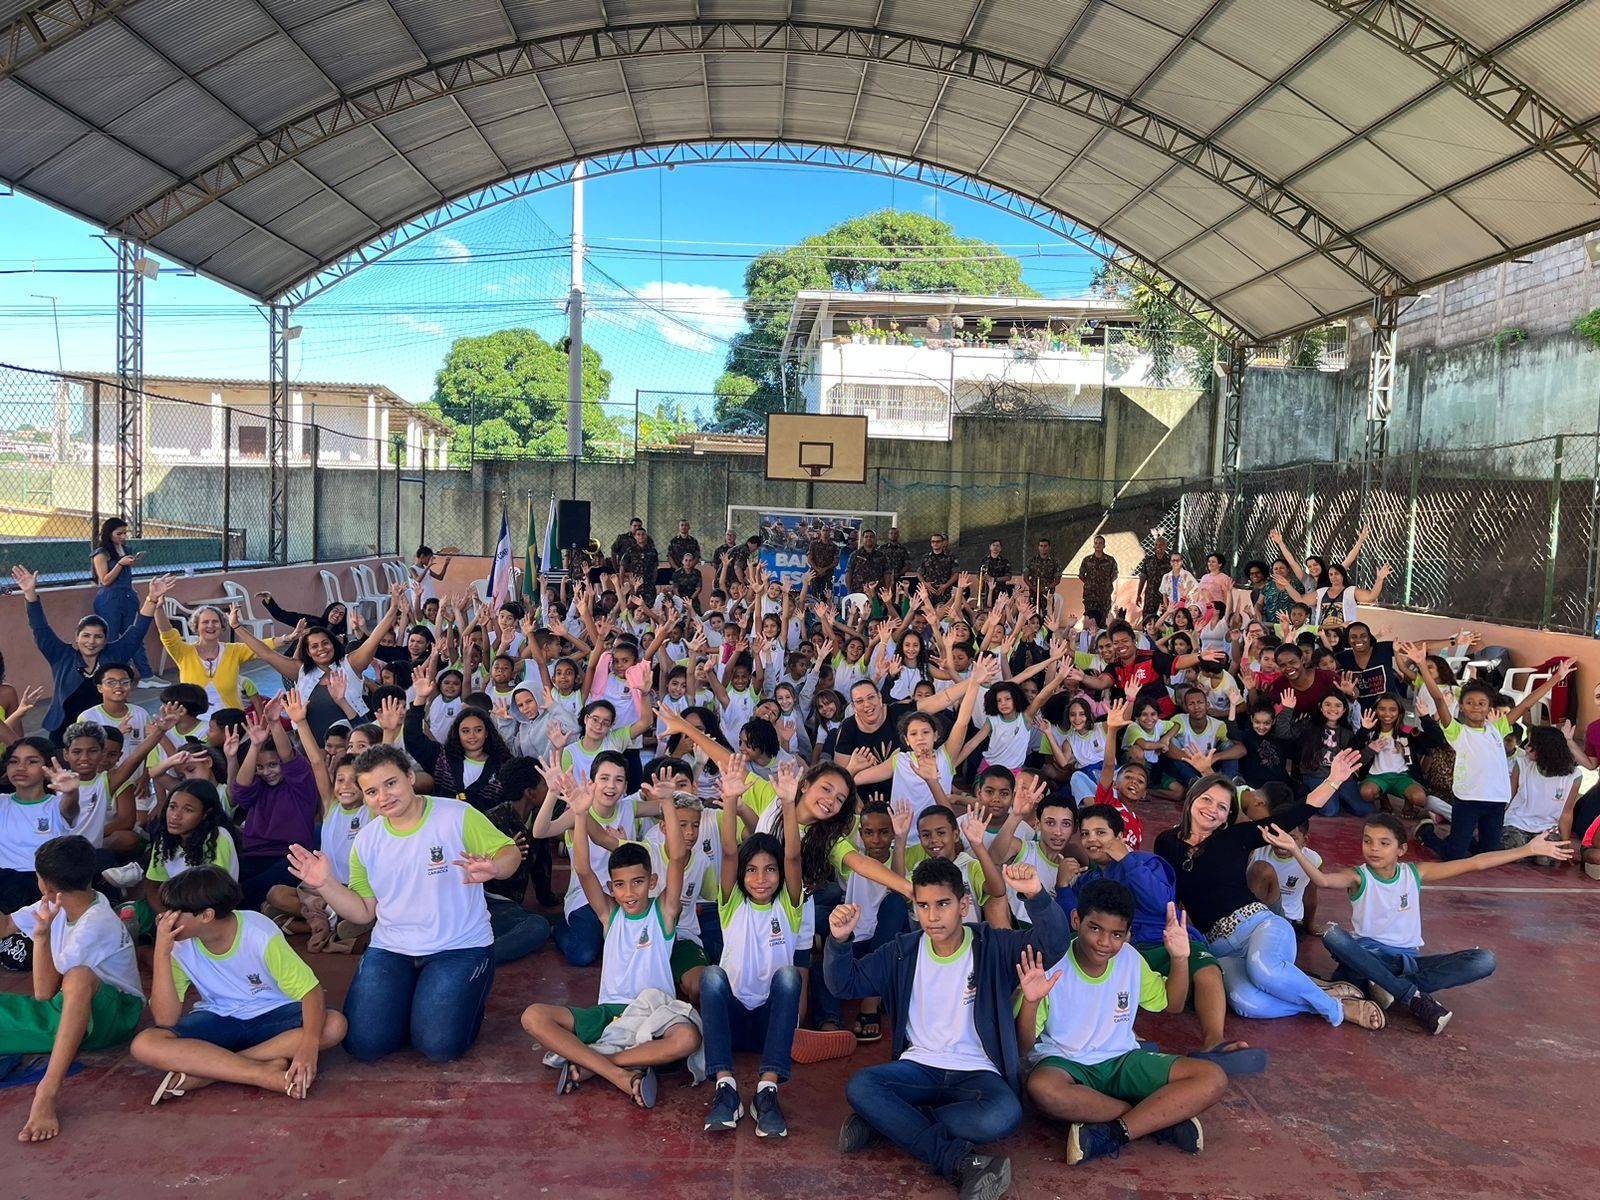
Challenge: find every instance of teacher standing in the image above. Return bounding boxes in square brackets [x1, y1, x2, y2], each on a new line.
[92, 517, 162, 688]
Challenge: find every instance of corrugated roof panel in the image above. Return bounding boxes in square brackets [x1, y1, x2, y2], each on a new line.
[225, 163, 328, 225]
[706, 55, 786, 88]
[1196, 0, 1341, 79]
[18, 131, 176, 221]
[1359, 196, 1505, 280]
[386, 0, 515, 59]
[1104, 194, 1207, 258]
[1210, 206, 1318, 273]
[145, 199, 262, 266]
[1369, 88, 1529, 191]
[1045, 159, 1147, 225]
[1223, 277, 1321, 331]
[335, 156, 442, 225]
[1114, 0, 1221, 34]
[296, 126, 396, 187]
[196, 33, 339, 129]
[700, 0, 793, 16]
[784, 81, 857, 135]
[621, 57, 705, 93]
[123, 0, 280, 77]
[1273, 254, 1380, 314]
[500, 0, 600, 38]
[1150, 166, 1244, 230]
[1288, 27, 1437, 130]
[881, 0, 1020, 48]
[1487, 5, 1600, 121]
[1058, 5, 1182, 97]
[474, 106, 578, 162]
[1010, 104, 1099, 158]
[375, 96, 471, 153]
[1294, 141, 1431, 228]
[540, 61, 640, 104]
[456, 75, 560, 129]
[198, 233, 318, 297]
[709, 89, 783, 133]
[606, 0, 697, 21]
[1422, 1, 1572, 49]
[291, 0, 428, 93]
[1141, 41, 1268, 132]
[105, 78, 257, 176]
[555, 93, 654, 151]
[965, 0, 1089, 66]
[0, 79, 89, 182]
[1216, 85, 1346, 177]
[1164, 236, 1268, 296]
[17, 21, 180, 127]
[628, 87, 711, 143]
[404, 128, 507, 195]
[790, 0, 876, 22]
[1082, 129, 1178, 188]
[1451, 156, 1600, 246]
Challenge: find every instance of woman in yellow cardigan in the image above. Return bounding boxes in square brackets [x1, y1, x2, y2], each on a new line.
[154, 603, 278, 716]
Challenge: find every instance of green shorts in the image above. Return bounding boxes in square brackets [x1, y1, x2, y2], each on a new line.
[1137, 938, 1220, 978]
[0, 980, 144, 1056]
[671, 938, 708, 982]
[1366, 771, 1419, 798]
[1036, 1049, 1178, 1104]
[568, 1002, 629, 1046]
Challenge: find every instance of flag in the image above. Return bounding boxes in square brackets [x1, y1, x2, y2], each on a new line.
[540, 493, 561, 578]
[488, 505, 513, 612]
[521, 490, 538, 600]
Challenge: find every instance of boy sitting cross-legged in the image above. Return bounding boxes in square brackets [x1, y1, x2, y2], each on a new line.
[1017, 879, 1227, 1165]
[824, 857, 1067, 1200]
[520, 762, 701, 1109]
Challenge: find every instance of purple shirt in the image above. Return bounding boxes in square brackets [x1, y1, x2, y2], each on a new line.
[231, 753, 319, 857]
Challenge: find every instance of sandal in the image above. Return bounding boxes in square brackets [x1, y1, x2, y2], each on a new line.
[852, 1013, 882, 1043]
[1314, 979, 1364, 1001]
[151, 1071, 189, 1105]
[630, 1068, 658, 1109]
[1340, 998, 1387, 1030]
[556, 1062, 582, 1096]
[791, 1027, 857, 1064]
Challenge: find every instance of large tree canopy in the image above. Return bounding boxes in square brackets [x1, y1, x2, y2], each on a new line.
[429, 327, 623, 459]
[719, 210, 1038, 427]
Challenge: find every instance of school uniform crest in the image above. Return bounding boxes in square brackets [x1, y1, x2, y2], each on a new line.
[246, 972, 264, 989]
[37, 817, 49, 833]
[769, 916, 782, 936]
[349, 816, 362, 831]
[1399, 893, 1410, 910]
[637, 926, 653, 948]
[1116, 990, 1130, 1013]
[429, 845, 445, 864]
[964, 967, 979, 1004]
[1287, 875, 1299, 888]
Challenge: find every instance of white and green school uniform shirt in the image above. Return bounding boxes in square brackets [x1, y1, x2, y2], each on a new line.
[1348, 862, 1424, 949]
[890, 747, 955, 847]
[844, 853, 893, 941]
[1004, 838, 1065, 924]
[0, 792, 72, 870]
[1061, 724, 1108, 769]
[598, 672, 644, 750]
[148, 829, 240, 885]
[1506, 758, 1580, 834]
[562, 794, 638, 918]
[170, 910, 319, 1019]
[718, 887, 803, 1008]
[1169, 714, 1228, 757]
[9, 892, 143, 1000]
[901, 927, 994, 1074]
[1025, 941, 1166, 1066]
[561, 732, 630, 783]
[904, 845, 989, 906]
[747, 776, 854, 947]
[1442, 715, 1513, 803]
[347, 796, 513, 955]
[428, 695, 465, 743]
[1122, 719, 1176, 765]
[597, 896, 676, 1005]
[544, 686, 584, 727]
[832, 653, 869, 696]
[977, 712, 1030, 771]
[654, 691, 692, 742]
[720, 684, 759, 743]
[644, 823, 714, 947]
[1248, 845, 1321, 922]
[320, 801, 374, 886]
[65, 771, 111, 847]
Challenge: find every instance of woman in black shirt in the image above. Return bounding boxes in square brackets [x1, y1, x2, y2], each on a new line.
[1153, 747, 1385, 1030]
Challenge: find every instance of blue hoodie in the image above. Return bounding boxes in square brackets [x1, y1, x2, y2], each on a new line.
[1055, 850, 1206, 946]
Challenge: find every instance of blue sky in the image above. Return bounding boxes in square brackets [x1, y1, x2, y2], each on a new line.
[0, 159, 1102, 423]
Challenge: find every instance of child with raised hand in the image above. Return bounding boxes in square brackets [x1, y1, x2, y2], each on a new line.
[286, 744, 519, 1062]
[145, 780, 241, 911]
[701, 755, 806, 1138]
[533, 748, 637, 966]
[133, 866, 346, 1105]
[1262, 814, 1572, 1033]
[0, 831, 142, 1144]
[1017, 882, 1227, 1165]
[520, 766, 700, 1109]
[892, 800, 1009, 930]
[0, 740, 84, 915]
[988, 775, 1086, 927]
[823, 858, 1068, 1200]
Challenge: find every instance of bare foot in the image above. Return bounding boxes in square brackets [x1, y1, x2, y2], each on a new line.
[255, 1058, 292, 1095]
[19, 1092, 60, 1143]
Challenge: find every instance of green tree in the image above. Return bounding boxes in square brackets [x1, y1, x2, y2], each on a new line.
[429, 327, 619, 459]
[721, 210, 1038, 428]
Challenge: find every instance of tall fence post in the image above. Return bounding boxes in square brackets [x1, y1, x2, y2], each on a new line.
[1402, 447, 1419, 608]
[310, 422, 321, 564]
[419, 458, 427, 551]
[221, 408, 232, 571]
[1176, 493, 1187, 562]
[1544, 434, 1564, 628]
[1303, 463, 1317, 558]
[1021, 473, 1032, 551]
[393, 452, 401, 560]
[1586, 433, 1600, 633]
[374, 457, 383, 558]
[90, 380, 102, 540]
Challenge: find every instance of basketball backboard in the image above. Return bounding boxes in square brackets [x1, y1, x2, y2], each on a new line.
[765, 413, 868, 483]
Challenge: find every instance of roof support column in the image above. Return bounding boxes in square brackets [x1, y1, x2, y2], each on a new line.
[116, 238, 144, 535]
[1361, 293, 1400, 516]
[1221, 342, 1248, 566]
[268, 302, 292, 565]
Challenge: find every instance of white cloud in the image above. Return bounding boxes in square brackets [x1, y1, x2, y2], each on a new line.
[435, 236, 471, 261]
[483, 282, 502, 295]
[391, 313, 446, 337]
[611, 281, 746, 354]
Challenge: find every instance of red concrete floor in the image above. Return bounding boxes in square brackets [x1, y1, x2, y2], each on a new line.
[6, 809, 1599, 1199]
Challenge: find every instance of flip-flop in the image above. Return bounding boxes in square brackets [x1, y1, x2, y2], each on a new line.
[150, 1071, 189, 1105]
[0, 1056, 82, 1089]
[633, 1068, 658, 1109]
[556, 1062, 581, 1096]
[1192, 1043, 1269, 1076]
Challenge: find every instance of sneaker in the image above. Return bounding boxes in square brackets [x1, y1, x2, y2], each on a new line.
[952, 1153, 1012, 1200]
[1366, 981, 1396, 1010]
[0, 931, 31, 972]
[138, 676, 167, 690]
[753, 1086, 787, 1138]
[102, 862, 145, 888]
[837, 1112, 885, 1155]
[1407, 991, 1453, 1035]
[1066, 1122, 1123, 1165]
[1149, 1116, 1204, 1154]
[704, 1081, 743, 1132]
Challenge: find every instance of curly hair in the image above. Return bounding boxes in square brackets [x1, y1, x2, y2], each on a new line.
[150, 780, 240, 873]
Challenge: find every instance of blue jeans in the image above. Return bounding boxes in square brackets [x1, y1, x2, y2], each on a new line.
[1304, 771, 1371, 817]
[846, 1059, 1022, 1179]
[700, 964, 802, 1081]
[1167, 759, 1201, 789]
[1418, 800, 1504, 860]
[551, 903, 604, 966]
[1322, 926, 1496, 1004]
[343, 944, 494, 1062]
[696, 901, 723, 965]
[1211, 908, 1342, 1025]
[95, 583, 153, 676]
[172, 1001, 304, 1050]
[488, 896, 550, 965]
[240, 854, 297, 911]
[813, 891, 909, 1027]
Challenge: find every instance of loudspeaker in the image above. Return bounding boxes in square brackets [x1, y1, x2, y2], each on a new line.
[557, 499, 591, 550]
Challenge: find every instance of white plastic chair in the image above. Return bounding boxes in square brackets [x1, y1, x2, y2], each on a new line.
[155, 597, 194, 674]
[382, 560, 410, 591]
[1501, 667, 1555, 724]
[220, 581, 274, 641]
[841, 591, 871, 619]
[349, 564, 389, 622]
[319, 569, 351, 613]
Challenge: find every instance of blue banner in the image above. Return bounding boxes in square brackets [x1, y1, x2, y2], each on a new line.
[759, 545, 851, 592]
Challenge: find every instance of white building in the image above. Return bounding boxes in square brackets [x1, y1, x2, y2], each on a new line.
[62, 374, 452, 469]
[781, 291, 1147, 440]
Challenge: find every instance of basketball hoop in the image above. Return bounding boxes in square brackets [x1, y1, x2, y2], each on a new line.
[798, 441, 833, 479]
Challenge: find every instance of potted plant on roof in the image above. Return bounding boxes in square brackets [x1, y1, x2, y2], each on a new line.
[848, 320, 865, 345]
[977, 315, 993, 348]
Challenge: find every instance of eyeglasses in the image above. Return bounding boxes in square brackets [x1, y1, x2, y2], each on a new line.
[101, 677, 132, 688]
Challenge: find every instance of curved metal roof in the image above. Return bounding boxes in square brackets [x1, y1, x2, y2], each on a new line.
[4, 0, 1599, 341]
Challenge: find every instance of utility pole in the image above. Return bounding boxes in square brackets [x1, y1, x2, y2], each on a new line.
[566, 162, 585, 459]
